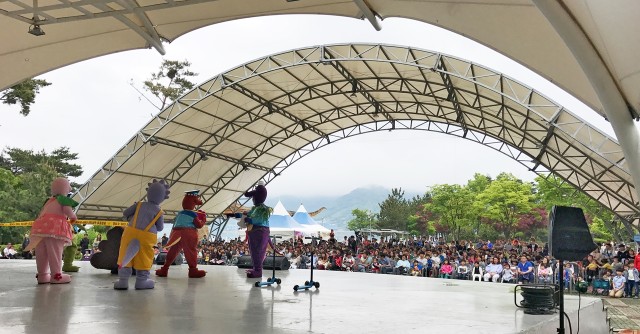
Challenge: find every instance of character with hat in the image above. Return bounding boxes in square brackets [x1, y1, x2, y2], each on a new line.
[155, 190, 207, 278]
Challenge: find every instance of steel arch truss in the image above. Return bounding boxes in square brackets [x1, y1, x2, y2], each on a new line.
[72, 44, 639, 237]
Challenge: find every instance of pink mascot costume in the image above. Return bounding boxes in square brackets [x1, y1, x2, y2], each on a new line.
[28, 178, 76, 284]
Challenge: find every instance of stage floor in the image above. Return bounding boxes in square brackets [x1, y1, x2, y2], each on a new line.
[0, 260, 608, 334]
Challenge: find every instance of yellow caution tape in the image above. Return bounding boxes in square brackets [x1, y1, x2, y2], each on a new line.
[0, 220, 127, 227]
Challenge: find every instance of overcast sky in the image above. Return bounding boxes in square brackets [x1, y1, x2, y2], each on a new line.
[0, 15, 615, 197]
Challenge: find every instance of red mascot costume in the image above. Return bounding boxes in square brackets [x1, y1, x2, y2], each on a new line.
[155, 190, 206, 278]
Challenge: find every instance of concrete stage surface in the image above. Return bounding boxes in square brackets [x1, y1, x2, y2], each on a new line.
[0, 260, 608, 334]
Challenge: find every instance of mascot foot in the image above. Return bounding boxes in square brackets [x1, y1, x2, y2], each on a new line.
[114, 267, 132, 290]
[135, 270, 155, 290]
[246, 270, 262, 278]
[155, 267, 169, 277]
[188, 268, 206, 278]
[36, 273, 50, 284]
[62, 264, 80, 272]
[50, 273, 71, 284]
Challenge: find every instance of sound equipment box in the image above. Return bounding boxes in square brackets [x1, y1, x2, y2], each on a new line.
[548, 205, 598, 261]
[154, 251, 183, 265]
[236, 255, 290, 270]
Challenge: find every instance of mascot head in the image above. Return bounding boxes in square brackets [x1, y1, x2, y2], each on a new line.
[248, 180, 267, 206]
[147, 179, 170, 205]
[182, 190, 203, 210]
[51, 177, 72, 196]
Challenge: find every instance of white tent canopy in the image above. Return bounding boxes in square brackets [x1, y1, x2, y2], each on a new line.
[293, 204, 330, 237]
[239, 201, 313, 239]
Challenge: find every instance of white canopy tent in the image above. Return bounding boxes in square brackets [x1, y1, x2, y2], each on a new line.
[238, 201, 313, 239]
[292, 204, 330, 238]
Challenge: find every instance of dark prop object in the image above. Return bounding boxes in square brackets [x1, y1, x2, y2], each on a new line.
[90, 227, 123, 271]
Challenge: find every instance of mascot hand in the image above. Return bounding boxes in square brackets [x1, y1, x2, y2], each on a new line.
[196, 210, 207, 222]
[237, 219, 247, 228]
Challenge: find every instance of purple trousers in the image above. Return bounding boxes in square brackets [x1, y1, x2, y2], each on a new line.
[248, 226, 270, 276]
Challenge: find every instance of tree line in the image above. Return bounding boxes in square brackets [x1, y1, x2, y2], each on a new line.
[348, 172, 626, 243]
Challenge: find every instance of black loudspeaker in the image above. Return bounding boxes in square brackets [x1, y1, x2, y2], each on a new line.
[154, 251, 183, 265]
[236, 255, 290, 270]
[548, 205, 598, 261]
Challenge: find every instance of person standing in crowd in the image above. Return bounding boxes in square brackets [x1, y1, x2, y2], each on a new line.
[93, 233, 102, 249]
[21, 234, 32, 259]
[79, 234, 90, 255]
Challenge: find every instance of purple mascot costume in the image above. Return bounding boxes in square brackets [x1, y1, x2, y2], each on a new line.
[242, 180, 272, 278]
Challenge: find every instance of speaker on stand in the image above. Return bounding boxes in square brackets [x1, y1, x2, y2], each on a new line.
[548, 205, 598, 334]
[236, 255, 290, 270]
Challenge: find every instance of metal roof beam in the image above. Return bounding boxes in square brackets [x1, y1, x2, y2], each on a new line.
[531, 108, 563, 170]
[322, 51, 392, 121]
[353, 0, 382, 31]
[436, 56, 469, 138]
[225, 81, 326, 138]
[149, 136, 270, 172]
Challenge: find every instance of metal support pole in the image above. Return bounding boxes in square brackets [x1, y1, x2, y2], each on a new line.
[533, 0, 640, 207]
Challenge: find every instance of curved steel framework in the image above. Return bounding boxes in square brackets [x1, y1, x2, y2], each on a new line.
[71, 44, 639, 238]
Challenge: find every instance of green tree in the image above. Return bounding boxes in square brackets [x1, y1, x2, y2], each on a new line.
[347, 209, 378, 231]
[0, 148, 83, 243]
[0, 147, 82, 180]
[466, 173, 492, 195]
[377, 188, 411, 231]
[590, 216, 613, 244]
[407, 193, 433, 236]
[425, 184, 473, 240]
[475, 173, 534, 239]
[1, 79, 51, 116]
[143, 60, 197, 110]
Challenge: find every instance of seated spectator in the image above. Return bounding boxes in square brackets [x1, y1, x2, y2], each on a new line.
[472, 262, 483, 281]
[316, 254, 328, 270]
[370, 257, 381, 273]
[456, 260, 471, 280]
[410, 260, 423, 277]
[3, 243, 17, 259]
[394, 255, 410, 275]
[439, 259, 453, 279]
[342, 252, 356, 272]
[610, 269, 626, 298]
[380, 254, 394, 274]
[483, 257, 503, 282]
[537, 257, 553, 284]
[516, 255, 534, 283]
[501, 263, 515, 283]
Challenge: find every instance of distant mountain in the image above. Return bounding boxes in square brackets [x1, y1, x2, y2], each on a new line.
[266, 185, 394, 231]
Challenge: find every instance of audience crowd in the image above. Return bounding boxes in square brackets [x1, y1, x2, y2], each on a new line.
[190, 233, 640, 298]
[5, 230, 640, 299]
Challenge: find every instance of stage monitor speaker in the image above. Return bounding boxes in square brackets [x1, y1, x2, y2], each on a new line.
[236, 255, 290, 270]
[548, 205, 598, 261]
[154, 251, 183, 265]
